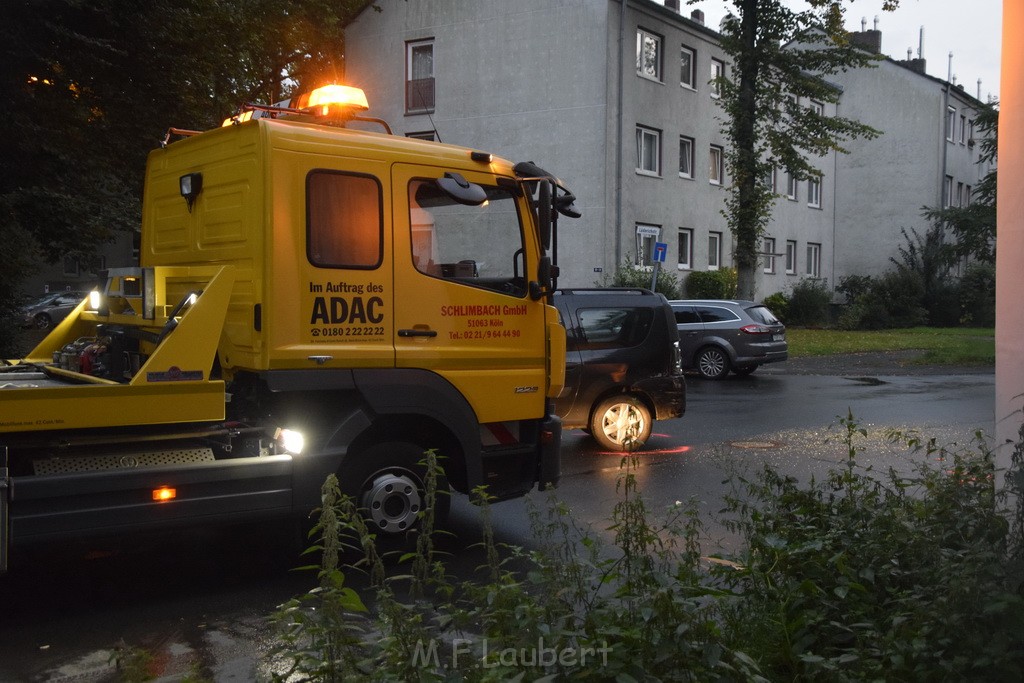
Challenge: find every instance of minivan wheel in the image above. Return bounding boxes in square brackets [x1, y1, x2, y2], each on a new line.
[695, 346, 730, 380]
[590, 395, 652, 451]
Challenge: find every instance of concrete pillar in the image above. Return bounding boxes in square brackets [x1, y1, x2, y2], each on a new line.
[996, 2, 1022, 470]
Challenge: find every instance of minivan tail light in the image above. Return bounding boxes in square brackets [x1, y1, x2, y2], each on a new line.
[739, 324, 772, 334]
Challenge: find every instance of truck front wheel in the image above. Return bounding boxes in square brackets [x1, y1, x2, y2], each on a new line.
[342, 441, 450, 537]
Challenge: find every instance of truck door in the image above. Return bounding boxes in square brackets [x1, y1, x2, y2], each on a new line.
[391, 164, 548, 423]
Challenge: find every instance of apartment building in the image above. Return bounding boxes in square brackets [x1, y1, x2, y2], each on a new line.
[343, 0, 837, 295]
[829, 28, 994, 281]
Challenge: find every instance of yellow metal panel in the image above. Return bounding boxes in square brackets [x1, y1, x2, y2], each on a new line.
[0, 381, 225, 433]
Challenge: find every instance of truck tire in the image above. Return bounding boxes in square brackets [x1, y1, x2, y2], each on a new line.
[342, 441, 450, 537]
[589, 395, 652, 451]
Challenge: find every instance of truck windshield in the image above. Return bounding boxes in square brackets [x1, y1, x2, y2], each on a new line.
[409, 179, 526, 296]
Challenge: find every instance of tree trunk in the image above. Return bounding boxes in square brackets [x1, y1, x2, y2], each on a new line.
[733, 0, 761, 301]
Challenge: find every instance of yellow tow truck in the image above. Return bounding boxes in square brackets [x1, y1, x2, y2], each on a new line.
[0, 84, 578, 572]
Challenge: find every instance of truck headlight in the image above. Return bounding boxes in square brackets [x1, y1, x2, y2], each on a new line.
[275, 428, 305, 455]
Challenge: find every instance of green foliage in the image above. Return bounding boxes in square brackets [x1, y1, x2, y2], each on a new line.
[0, 0, 371, 321]
[598, 257, 682, 299]
[267, 415, 1024, 681]
[959, 262, 996, 327]
[782, 278, 830, 326]
[717, 414, 1024, 681]
[761, 292, 789, 322]
[685, 268, 738, 299]
[838, 268, 927, 329]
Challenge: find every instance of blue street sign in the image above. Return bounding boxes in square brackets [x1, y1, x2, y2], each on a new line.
[652, 242, 668, 263]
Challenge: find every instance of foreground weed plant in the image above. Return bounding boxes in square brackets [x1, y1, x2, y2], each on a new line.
[267, 423, 1024, 681]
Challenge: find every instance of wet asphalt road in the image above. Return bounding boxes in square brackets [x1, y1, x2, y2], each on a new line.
[0, 364, 995, 681]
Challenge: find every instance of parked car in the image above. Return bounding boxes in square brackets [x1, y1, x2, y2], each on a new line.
[20, 291, 89, 330]
[669, 299, 788, 379]
[553, 288, 686, 451]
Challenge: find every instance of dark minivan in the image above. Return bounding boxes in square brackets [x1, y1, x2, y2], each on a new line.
[553, 288, 686, 451]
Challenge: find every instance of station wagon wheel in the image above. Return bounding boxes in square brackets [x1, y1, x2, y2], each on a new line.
[33, 312, 52, 330]
[696, 346, 730, 380]
[590, 395, 652, 451]
[341, 441, 450, 539]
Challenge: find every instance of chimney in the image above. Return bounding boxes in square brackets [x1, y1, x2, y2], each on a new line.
[690, 9, 705, 25]
[665, 0, 680, 11]
[849, 28, 882, 54]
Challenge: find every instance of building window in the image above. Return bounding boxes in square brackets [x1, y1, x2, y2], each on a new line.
[678, 228, 693, 270]
[406, 39, 435, 113]
[806, 242, 821, 278]
[708, 231, 722, 270]
[636, 28, 663, 81]
[959, 114, 967, 144]
[807, 177, 821, 208]
[786, 173, 798, 200]
[944, 175, 954, 207]
[946, 106, 956, 141]
[768, 166, 778, 193]
[763, 237, 776, 274]
[810, 100, 824, 116]
[636, 125, 661, 176]
[709, 145, 724, 185]
[680, 45, 696, 89]
[62, 255, 79, 277]
[635, 223, 660, 265]
[965, 184, 972, 206]
[406, 131, 435, 141]
[785, 240, 797, 275]
[968, 119, 975, 144]
[710, 58, 725, 97]
[679, 136, 694, 178]
[957, 181, 965, 207]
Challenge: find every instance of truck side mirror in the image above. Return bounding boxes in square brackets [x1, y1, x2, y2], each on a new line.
[537, 180, 552, 251]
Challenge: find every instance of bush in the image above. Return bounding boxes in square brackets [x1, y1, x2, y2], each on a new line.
[598, 258, 681, 299]
[685, 268, 737, 299]
[959, 262, 996, 327]
[838, 269, 927, 330]
[762, 292, 789, 322]
[784, 278, 830, 326]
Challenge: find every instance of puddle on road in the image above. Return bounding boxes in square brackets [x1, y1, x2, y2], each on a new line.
[843, 376, 889, 386]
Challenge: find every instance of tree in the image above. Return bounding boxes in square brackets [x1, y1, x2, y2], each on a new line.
[0, 0, 374, 351]
[710, 0, 896, 300]
[922, 101, 998, 265]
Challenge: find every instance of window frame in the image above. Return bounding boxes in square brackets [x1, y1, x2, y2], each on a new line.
[807, 177, 821, 208]
[635, 223, 660, 266]
[785, 240, 798, 275]
[709, 144, 724, 185]
[710, 58, 725, 98]
[636, 125, 662, 176]
[946, 106, 956, 141]
[306, 169, 384, 270]
[680, 44, 696, 89]
[405, 38, 436, 114]
[786, 173, 798, 201]
[763, 236, 776, 274]
[678, 135, 695, 179]
[708, 231, 722, 271]
[944, 175, 954, 207]
[636, 28, 663, 82]
[678, 227, 693, 270]
[806, 242, 822, 278]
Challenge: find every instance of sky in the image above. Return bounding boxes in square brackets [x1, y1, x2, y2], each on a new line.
[679, 0, 1002, 102]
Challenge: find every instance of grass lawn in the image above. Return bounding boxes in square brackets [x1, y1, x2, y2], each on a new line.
[786, 327, 995, 365]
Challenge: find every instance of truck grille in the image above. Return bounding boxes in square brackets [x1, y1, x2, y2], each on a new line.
[33, 448, 215, 475]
